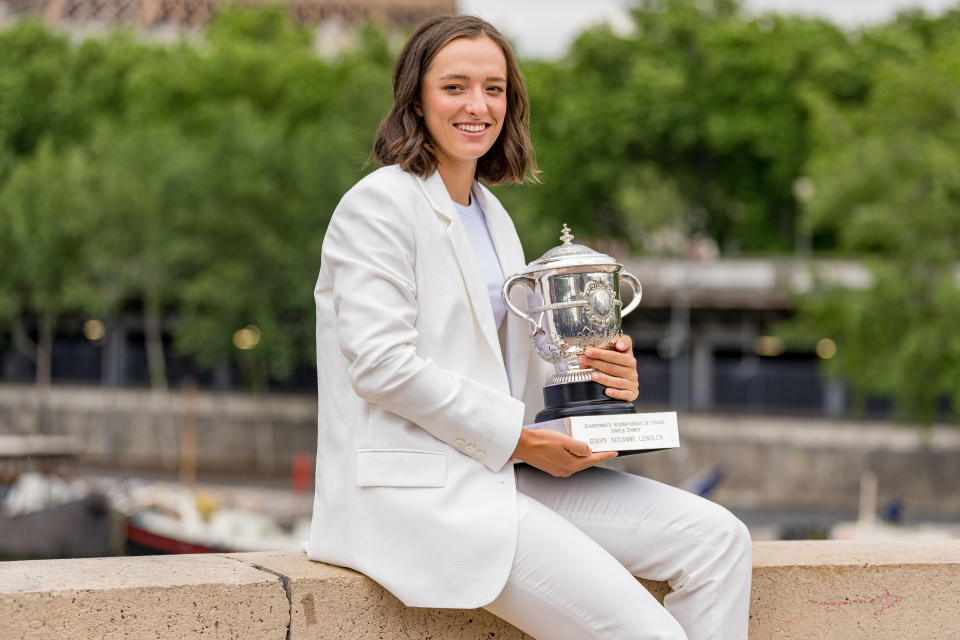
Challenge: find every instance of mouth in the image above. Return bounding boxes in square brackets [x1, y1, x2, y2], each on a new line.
[454, 122, 491, 134]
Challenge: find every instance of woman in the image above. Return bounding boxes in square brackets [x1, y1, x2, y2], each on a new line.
[308, 15, 752, 640]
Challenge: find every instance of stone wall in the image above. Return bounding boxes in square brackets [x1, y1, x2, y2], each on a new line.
[2, 542, 960, 639]
[0, 384, 316, 474]
[611, 413, 960, 517]
[3, 384, 960, 516]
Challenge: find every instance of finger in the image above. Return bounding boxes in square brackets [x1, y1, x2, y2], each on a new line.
[610, 334, 633, 352]
[604, 387, 638, 401]
[583, 347, 636, 365]
[577, 451, 618, 470]
[581, 356, 637, 381]
[585, 347, 637, 376]
[589, 369, 634, 390]
[563, 437, 592, 457]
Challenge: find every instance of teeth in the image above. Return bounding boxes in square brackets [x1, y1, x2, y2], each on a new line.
[456, 124, 486, 132]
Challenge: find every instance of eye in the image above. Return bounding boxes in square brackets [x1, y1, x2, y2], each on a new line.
[443, 84, 464, 92]
[487, 85, 505, 94]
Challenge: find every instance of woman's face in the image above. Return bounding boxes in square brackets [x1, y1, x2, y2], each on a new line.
[418, 36, 508, 173]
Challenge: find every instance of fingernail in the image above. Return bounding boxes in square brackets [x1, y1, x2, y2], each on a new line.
[616, 342, 626, 350]
[578, 355, 586, 364]
[591, 371, 600, 380]
[583, 348, 593, 356]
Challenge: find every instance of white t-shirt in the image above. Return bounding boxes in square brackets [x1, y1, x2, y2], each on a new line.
[453, 195, 507, 329]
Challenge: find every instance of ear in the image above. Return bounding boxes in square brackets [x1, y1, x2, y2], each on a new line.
[413, 100, 423, 117]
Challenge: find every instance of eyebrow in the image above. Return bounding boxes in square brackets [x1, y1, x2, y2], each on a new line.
[437, 73, 507, 83]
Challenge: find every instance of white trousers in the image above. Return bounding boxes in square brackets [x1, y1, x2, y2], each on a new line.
[484, 465, 752, 640]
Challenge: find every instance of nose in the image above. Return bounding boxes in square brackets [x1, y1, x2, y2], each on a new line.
[465, 87, 488, 116]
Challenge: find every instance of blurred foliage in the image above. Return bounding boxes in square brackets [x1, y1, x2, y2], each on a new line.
[785, 28, 960, 422]
[0, 1, 959, 413]
[497, 0, 875, 256]
[0, 6, 392, 389]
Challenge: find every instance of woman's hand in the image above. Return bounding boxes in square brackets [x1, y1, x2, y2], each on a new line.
[511, 428, 617, 477]
[578, 333, 639, 403]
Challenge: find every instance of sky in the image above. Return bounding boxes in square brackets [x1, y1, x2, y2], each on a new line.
[457, 0, 959, 58]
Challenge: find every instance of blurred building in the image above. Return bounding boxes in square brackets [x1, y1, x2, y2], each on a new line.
[1, 0, 454, 30]
[620, 258, 870, 418]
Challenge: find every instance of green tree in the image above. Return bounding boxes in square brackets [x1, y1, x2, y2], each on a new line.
[0, 141, 97, 402]
[0, 22, 71, 160]
[157, 9, 391, 388]
[0, 8, 393, 391]
[78, 122, 205, 391]
[496, 0, 870, 257]
[172, 102, 321, 390]
[793, 32, 960, 421]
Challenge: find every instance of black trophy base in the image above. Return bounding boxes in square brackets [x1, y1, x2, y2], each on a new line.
[535, 380, 637, 423]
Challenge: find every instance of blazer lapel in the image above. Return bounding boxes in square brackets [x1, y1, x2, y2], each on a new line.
[474, 184, 532, 401]
[416, 172, 504, 372]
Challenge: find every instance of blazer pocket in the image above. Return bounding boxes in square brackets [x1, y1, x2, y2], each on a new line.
[356, 449, 446, 487]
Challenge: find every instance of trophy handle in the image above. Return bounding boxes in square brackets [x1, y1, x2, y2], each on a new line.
[501, 274, 544, 336]
[620, 271, 643, 317]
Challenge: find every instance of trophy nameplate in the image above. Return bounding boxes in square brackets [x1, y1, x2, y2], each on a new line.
[524, 411, 679, 456]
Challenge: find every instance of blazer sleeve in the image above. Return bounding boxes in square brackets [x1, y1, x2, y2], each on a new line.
[321, 175, 524, 472]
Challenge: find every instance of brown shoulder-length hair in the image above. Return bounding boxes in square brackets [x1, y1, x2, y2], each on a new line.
[371, 15, 538, 185]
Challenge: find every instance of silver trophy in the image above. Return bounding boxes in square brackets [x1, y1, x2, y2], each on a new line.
[502, 224, 643, 424]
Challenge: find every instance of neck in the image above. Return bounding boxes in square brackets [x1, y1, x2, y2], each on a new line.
[436, 159, 476, 206]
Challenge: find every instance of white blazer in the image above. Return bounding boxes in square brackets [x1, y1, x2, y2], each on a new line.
[307, 165, 550, 608]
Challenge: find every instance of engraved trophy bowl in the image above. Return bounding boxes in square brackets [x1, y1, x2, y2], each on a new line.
[502, 224, 642, 423]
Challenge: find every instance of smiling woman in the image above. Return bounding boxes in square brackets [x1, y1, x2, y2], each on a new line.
[371, 15, 535, 197]
[414, 36, 507, 203]
[308, 14, 752, 640]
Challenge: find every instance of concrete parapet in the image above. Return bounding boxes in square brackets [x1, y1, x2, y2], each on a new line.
[222, 551, 670, 639]
[750, 540, 960, 639]
[2, 541, 959, 638]
[0, 554, 289, 639]
[230, 551, 535, 639]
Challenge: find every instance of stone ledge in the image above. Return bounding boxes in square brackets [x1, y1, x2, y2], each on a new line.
[2, 541, 960, 638]
[228, 551, 536, 639]
[750, 540, 960, 638]
[0, 554, 289, 639]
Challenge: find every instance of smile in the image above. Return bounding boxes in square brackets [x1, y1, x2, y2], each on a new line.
[454, 123, 489, 133]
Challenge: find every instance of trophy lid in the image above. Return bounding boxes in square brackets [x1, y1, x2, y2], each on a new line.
[520, 224, 617, 274]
